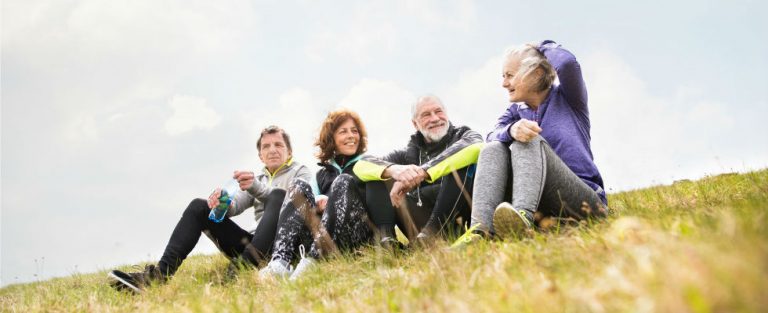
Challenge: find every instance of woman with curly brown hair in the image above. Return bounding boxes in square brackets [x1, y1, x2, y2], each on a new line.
[259, 108, 379, 280]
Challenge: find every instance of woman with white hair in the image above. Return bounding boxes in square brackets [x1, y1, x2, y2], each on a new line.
[454, 40, 608, 245]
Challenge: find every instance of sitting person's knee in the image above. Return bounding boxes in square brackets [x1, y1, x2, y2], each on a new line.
[184, 198, 210, 217]
[267, 188, 287, 201]
[480, 141, 509, 157]
[485, 140, 507, 149]
[288, 178, 312, 194]
[331, 174, 355, 189]
[510, 135, 544, 150]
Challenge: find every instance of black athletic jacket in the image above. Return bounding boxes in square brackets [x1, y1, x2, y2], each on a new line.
[353, 124, 483, 184]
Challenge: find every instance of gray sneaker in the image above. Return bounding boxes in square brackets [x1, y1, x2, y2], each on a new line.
[259, 258, 292, 279]
[493, 202, 534, 240]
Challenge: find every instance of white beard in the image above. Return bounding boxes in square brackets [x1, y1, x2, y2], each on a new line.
[419, 124, 448, 143]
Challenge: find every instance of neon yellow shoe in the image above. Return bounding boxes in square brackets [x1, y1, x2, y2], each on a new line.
[493, 202, 534, 240]
[449, 224, 485, 250]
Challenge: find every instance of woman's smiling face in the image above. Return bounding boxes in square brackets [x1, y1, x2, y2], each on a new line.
[502, 55, 534, 103]
[333, 118, 360, 156]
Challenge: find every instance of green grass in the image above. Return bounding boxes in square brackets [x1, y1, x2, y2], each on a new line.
[2, 170, 767, 312]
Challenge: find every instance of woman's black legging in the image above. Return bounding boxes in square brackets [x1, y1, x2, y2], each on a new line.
[270, 175, 375, 263]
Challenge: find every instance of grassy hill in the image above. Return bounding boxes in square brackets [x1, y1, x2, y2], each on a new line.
[2, 170, 767, 312]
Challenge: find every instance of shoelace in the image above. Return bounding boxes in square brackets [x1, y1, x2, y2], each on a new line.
[129, 264, 154, 274]
[455, 224, 482, 244]
[269, 259, 293, 273]
[125, 264, 160, 283]
[518, 209, 533, 227]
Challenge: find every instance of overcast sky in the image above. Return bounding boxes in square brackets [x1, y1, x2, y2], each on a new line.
[2, 0, 766, 286]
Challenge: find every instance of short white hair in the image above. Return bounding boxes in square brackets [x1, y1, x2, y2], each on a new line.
[411, 94, 446, 119]
[504, 43, 556, 93]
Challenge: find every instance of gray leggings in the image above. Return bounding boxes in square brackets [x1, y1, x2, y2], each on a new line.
[470, 137, 607, 233]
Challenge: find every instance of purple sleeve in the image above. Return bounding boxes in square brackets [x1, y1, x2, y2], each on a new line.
[486, 105, 520, 143]
[539, 40, 588, 111]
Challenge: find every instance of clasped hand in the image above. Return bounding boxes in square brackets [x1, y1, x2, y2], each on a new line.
[385, 164, 428, 208]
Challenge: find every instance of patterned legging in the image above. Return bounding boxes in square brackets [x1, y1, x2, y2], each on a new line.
[270, 174, 374, 264]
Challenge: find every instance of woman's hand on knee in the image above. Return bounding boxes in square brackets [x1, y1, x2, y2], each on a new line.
[315, 195, 328, 214]
[509, 119, 542, 142]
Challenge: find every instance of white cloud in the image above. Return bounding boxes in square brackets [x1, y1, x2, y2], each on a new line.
[338, 79, 417, 156]
[2, 0, 258, 129]
[583, 51, 765, 190]
[164, 95, 221, 136]
[64, 114, 100, 143]
[403, 0, 477, 31]
[441, 53, 509, 134]
[303, 2, 399, 64]
[304, 0, 477, 64]
[278, 87, 314, 111]
[271, 88, 326, 162]
[305, 24, 398, 64]
[3, 0, 259, 152]
[3, 0, 257, 60]
[582, 52, 683, 190]
[237, 88, 328, 171]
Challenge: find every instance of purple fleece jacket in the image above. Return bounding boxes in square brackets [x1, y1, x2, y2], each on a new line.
[487, 40, 607, 205]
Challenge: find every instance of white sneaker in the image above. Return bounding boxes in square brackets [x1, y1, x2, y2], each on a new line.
[259, 258, 292, 279]
[289, 256, 316, 281]
[289, 244, 317, 281]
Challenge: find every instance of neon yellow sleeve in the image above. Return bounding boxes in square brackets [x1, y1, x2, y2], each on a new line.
[424, 142, 483, 183]
[353, 160, 389, 182]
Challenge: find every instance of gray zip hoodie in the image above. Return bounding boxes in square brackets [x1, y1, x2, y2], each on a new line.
[228, 158, 313, 225]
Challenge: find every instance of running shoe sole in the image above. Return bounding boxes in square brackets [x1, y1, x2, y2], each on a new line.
[493, 203, 531, 240]
[107, 270, 142, 294]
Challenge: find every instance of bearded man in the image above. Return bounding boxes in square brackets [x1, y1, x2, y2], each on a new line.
[353, 95, 483, 243]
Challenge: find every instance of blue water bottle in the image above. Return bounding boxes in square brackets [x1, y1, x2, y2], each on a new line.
[209, 179, 239, 223]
